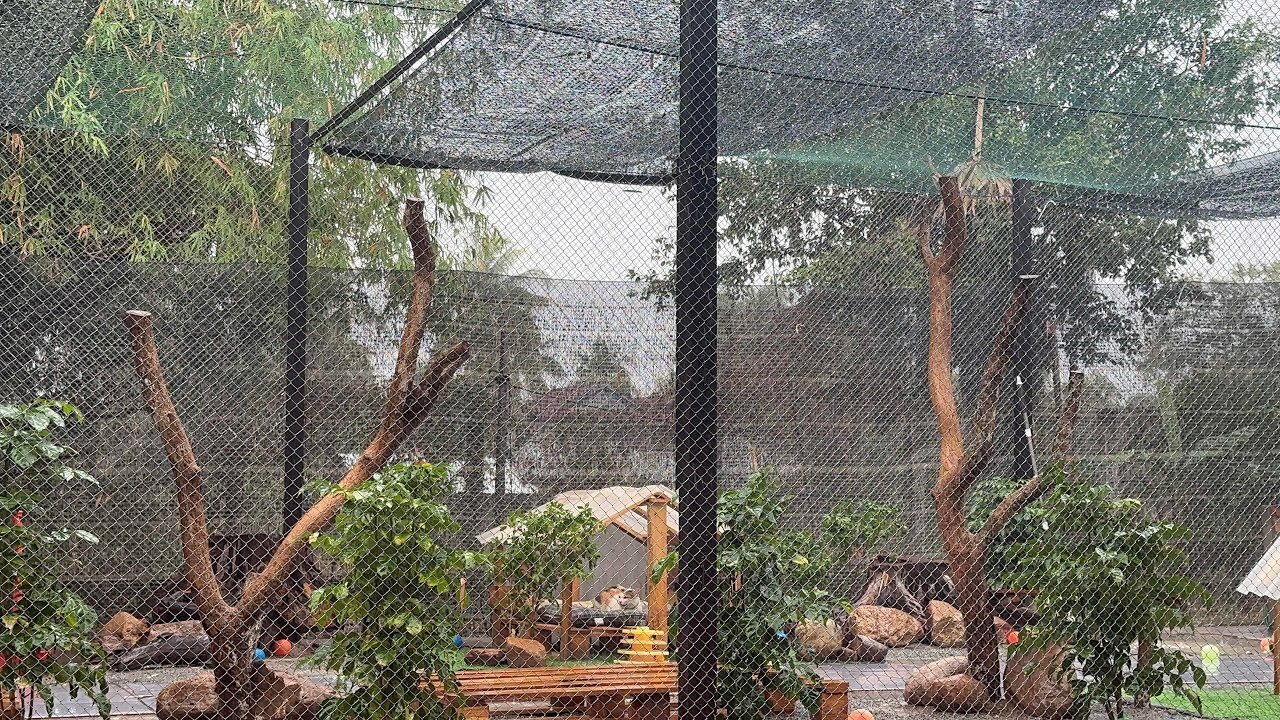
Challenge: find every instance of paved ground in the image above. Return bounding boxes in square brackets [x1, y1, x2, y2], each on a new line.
[34, 626, 1280, 718]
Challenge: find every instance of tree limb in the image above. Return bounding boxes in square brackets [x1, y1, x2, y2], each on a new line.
[238, 202, 468, 618]
[954, 279, 1030, 493]
[937, 176, 968, 277]
[976, 370, 1085, 549]
[122, 310, 230, 623]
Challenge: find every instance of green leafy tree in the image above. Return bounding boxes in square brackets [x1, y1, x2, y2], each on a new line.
[489, 503, 599, 634]
[0, 399, 109, 720]
[574, 336, 633, 395]
[1004, 474, 1210, 720]
[308, 462, 487, 720]
[5, 0, 489, 267]
[632, 0, 1278, 366]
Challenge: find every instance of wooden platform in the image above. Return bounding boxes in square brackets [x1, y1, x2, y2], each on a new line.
[443, 664, 849, 720]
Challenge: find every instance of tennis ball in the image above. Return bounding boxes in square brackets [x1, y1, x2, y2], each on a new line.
[1201, 644, 1221, 662]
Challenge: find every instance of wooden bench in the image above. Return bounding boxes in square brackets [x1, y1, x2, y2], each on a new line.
[442, 665, 849, 720]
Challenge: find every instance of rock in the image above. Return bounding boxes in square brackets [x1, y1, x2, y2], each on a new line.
[99, 634, 128, 655]
[100, 611, 150, 650]
[155, 672, 219, 720]
[849, 605, 924, 648]
[930, 673, 991, 713]
[502, 637, 547, 668]
[926, 600, 965, 648]
[844, 634, 889, 663]
[1005, 645, 1075, 719]
[465, 648, 507, 666]
[795, 621, 845, 660]
[250, 667, 337, 720]
[904, 655, 968, 706]
[147, 620, 206, 643]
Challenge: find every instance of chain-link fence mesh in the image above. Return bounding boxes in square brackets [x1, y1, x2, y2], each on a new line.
[5, 1, 1280, 720]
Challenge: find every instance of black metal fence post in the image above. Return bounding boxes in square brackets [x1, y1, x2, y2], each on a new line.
[283, 118, 312, 531]
[675, 0, 719, 716]
[1009, 178, 1038, 480]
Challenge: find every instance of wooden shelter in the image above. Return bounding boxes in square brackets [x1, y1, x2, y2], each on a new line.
[477, 485, 678, 658]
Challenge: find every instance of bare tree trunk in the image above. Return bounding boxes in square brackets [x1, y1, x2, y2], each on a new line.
[918, 176, 1085, 702]
[124, 199, 470, 718]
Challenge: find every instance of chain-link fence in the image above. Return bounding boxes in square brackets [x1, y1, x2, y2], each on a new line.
[5, 1, 1280, 720]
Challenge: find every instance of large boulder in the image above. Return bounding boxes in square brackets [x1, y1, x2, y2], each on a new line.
[503, 637, 547, 668]
[845, 634, 890, 663]
[465, 648, 507, 667]
[795, 621, 845, 661]
[904, 656, 968, 707]
[155, 672, 219, 720]
[99, 611, 150, 651]
[1005, 645, 1075, 720]
[849, 605, 924, 648]
[926, 600, 965, 648]
[252, 667, 337, 720]
[930, 674, 991, 713]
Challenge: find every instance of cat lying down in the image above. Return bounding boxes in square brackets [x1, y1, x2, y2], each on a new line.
[537, 585, 650, 627]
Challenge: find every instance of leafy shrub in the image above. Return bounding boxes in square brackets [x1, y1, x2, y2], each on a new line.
[0, 399, 109, 719]
[1004, 472, 1208, 720]
[308, 462, 487, 720]
[655, 469, 904, 719]
[966, 475, 1029, 585]
[489, 502, 599, 633]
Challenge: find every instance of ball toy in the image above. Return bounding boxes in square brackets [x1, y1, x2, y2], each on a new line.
[1261, 638, 1272, 654]
[254, 648, 267, 661]
[272, 639, 293, 657]
[1006, 630, 1019, 644]
[454, 634, 464, 649]
[849, 709, 874, 720]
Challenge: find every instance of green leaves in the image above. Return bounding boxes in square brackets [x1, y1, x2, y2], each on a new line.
[0, 399, 109, 720]
[1003, 471, 1208, 720]
[490, 502, 600, 631]
[308, 462, 473, 720]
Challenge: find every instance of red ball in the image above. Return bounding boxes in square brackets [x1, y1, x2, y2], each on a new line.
[1007, 630, 1020, 644]
[35, 649, 50, 661]
[10, 588, 24, 603]
[272, 639, 293, 657]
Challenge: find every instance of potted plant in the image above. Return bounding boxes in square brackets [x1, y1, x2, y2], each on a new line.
[0, 400, 110, 720]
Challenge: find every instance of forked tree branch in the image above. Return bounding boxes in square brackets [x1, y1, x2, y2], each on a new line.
[954, 279, 1030, 493]
[976, 370, 1085, 549]
[125, 198, 470, 622]
[122, 310, 230, 623]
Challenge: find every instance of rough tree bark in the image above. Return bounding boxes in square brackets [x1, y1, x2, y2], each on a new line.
[123, 199, 470, 720]
[918, 176, 1085, 700]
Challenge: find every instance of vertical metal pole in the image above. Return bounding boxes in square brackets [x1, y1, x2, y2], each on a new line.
[495, 331, 511, 496]
[675, 0, 718, 716]
[1009, 178, 1037, 481]
[282, 118, 312, 531]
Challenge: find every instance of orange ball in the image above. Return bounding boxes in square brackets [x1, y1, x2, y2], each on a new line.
[1006, 630, 1020, 644]
[849, 709, 874, 720]
[1261, 638, 1272, 654]
[271, 639, 293, 657]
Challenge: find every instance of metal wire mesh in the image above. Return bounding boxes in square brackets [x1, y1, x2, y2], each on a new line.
[5, 1, 1280, 720]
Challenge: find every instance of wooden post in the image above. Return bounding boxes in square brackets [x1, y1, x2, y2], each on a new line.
[560, 577, 590, 660]
[647, 495, 671, 633]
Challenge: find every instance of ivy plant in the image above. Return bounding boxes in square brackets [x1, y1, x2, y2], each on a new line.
[489, 503, 599, 634]
[308, 462, 487, 720]
[1004, 474, 1209, 720]
[0, 399, 109, 720]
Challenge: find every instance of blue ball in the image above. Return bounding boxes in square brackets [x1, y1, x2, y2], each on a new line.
[254, 648, 267, 661]
[454, 634, 464, 648]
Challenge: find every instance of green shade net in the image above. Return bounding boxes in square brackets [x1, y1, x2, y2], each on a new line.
[1, 0, 97, 124]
